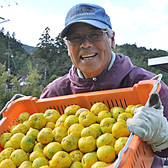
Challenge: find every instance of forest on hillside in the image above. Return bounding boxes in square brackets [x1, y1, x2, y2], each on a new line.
[0, 26, 168, 110]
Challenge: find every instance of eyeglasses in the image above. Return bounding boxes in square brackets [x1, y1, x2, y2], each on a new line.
[65, 30, 108, 46]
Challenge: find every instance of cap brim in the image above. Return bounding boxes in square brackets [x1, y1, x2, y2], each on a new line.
[61, 20, 109, 38]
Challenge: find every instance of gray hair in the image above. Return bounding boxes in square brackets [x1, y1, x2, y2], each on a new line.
[106, 27, 113, 38]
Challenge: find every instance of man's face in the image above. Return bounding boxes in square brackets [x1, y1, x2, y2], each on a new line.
[66, 23, 114, 78]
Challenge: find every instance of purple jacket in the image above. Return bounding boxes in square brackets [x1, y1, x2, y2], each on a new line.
[40, 53, 168, 167]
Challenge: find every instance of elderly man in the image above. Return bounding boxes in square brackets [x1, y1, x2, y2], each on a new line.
[40, 3, 168, 167]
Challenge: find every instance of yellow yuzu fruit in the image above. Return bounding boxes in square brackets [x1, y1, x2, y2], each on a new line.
[19, 160, 32, 168]
[97, 145, 116, 163]
[68, 123, 84, 138]
[112, 121, 130, 139]
[78, 136, 96, 153]
[0, 132, 11, 148]
[91, 161, 108, 168]
[51, 151, 72, 168]
[75, 108, 89, 117]
[0, 147, 15, 160]
[28, 113, 46, 130]
[43, 142, 62, 160]
[61, 135, 78, 152]
[4, 140, 12, 149]
[89, 123, 102, 138]
[10, 133, 25, 149]
[114, 137, 128, 155]
[100, 118, 116, 133]
[70, 161, 83, 168]
[117, 112, 132, 122]
[26, 128, 39, 140]
[20, 135, 35, 153]
[64, 105, 81, 115]
[130, 104, 143, 116]
[37, 128, 53, 145]
[11, 123, 28, 135]
[29, 150, 44, 162]
[97, 110, 112, 123]
[69, 150, 83, 162]
[22, 120, 30, 130]
[96, 133, 116, 148]
[0, 153, 5, 163]
[110, 107, 125, 121]
[55, 114, 68, 127]
[81, 127, 97, 138]
[43, 109, 60, 123]
[64, 115, 79, 129]
[39, 166, 50, 168]
[82, 152, 98, 168]
[45, 121, 55, 129]
[32, 157, 49, 168]
[0, 159, 16, 168]
[90, 102, 109, 116]
[48, 159, 55, 168]
[125, 105, 134, 113]
[18, 112, 30, 123]
[10, 149, 28, 167]
[52, 126, 67, 143]
[33, 142, 45, 153]
[78, 111, 97, 127]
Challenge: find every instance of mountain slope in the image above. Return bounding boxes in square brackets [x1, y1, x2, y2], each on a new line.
[22, 44, 37, 55]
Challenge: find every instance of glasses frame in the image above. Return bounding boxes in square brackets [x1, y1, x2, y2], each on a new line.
[65, 30, 108, 46]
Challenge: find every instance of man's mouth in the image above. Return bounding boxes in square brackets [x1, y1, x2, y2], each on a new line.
[80, 53, 97, 60]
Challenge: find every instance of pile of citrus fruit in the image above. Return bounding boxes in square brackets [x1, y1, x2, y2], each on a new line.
[0, 102, 142, 168]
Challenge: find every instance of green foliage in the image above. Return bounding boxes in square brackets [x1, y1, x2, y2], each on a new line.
[0, 61, 43, 110]
[0, 62, 17, 110]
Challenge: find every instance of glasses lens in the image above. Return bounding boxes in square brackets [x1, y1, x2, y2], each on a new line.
[88, 31, 103, 41]
[66, 30, 105, 45]
[66, 34, 82, 45]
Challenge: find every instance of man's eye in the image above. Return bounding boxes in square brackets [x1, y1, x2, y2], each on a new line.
[71, 36, 81, 40]
[89, 33, 100, 38]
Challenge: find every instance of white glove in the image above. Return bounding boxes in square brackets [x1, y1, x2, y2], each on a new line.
[127, 93, 168, 152]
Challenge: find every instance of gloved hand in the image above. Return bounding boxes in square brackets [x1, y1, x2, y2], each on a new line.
[127, 93, 168, 152]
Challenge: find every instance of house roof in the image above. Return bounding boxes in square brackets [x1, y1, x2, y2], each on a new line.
[148, 56, 168, 72]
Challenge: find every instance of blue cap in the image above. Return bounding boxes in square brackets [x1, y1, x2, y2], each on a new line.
[61, 3, 112, 38]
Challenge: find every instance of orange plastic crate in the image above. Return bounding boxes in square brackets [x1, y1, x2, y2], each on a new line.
[0, 79, 160, 168]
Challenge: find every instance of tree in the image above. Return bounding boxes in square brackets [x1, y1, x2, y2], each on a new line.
[35, 27, 55, 63]
[11, 61, 43, 98]
[0, 62, 17, 110]
[54, 33, 67, 55]
[33, 27, 71, 86]
[0, 27, 5, 34]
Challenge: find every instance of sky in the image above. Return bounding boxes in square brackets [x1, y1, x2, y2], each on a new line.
[0, 0, 168, 51]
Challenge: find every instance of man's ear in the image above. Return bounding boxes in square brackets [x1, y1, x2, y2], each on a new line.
[111, 31, 115, 49]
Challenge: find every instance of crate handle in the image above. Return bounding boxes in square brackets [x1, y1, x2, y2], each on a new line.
[0, 94, 26, 116]
[113, 74, 162, 168]
[145, 73, 162, 107]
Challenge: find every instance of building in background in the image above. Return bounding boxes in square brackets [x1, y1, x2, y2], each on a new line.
[148, 56, 168, 73]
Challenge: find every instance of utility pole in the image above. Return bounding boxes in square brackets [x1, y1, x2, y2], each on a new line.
[7, 40, 10, 73]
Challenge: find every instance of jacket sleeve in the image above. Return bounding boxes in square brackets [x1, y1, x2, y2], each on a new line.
[154, 95, 168, 157]
[40, 84, 58, 99]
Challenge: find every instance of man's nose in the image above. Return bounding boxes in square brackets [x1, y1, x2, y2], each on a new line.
[80, 37, 92, 48]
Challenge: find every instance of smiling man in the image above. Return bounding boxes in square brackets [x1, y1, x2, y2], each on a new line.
[65, 23, 114, 79]
[40, 3, 168, 168]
